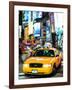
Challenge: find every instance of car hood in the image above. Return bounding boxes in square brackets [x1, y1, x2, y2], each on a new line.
[24, 57, 55, 64]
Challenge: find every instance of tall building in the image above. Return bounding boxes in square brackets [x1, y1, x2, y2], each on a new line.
[24, 27, 29, 40]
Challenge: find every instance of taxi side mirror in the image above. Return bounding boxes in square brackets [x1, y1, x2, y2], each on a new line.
[56, 54, 59, 57]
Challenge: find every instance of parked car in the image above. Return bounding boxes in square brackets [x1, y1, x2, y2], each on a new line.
[44, 42, 52, 48]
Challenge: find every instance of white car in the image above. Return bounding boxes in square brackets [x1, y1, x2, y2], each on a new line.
[44, 42, 52, 48]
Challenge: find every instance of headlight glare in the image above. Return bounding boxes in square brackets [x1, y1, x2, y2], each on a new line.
[43, 64, 51, 67]
[24, 64, 29, 67]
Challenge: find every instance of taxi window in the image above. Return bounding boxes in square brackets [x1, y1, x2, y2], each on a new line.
[34, 50, 55, 57]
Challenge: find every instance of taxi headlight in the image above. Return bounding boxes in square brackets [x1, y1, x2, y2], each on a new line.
[43, 64, 52, 67]
[23, 64, 29, 67]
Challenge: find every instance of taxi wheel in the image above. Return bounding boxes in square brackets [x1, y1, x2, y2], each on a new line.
[57, 63, 61, 69]
[53, 64, 57, 74]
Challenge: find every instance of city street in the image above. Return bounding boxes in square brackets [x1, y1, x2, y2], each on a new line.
[18, 11, 63, 80]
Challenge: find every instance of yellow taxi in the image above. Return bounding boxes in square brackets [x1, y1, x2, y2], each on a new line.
[22, 48, 62, 75]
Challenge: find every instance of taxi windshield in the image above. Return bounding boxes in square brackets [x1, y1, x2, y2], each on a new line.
[34, 50, 55, 57]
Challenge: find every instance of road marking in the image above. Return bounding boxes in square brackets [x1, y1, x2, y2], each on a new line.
[19, 73, 25, 76]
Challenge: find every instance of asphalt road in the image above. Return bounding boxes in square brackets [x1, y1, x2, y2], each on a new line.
[19, 62, 63, 79]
